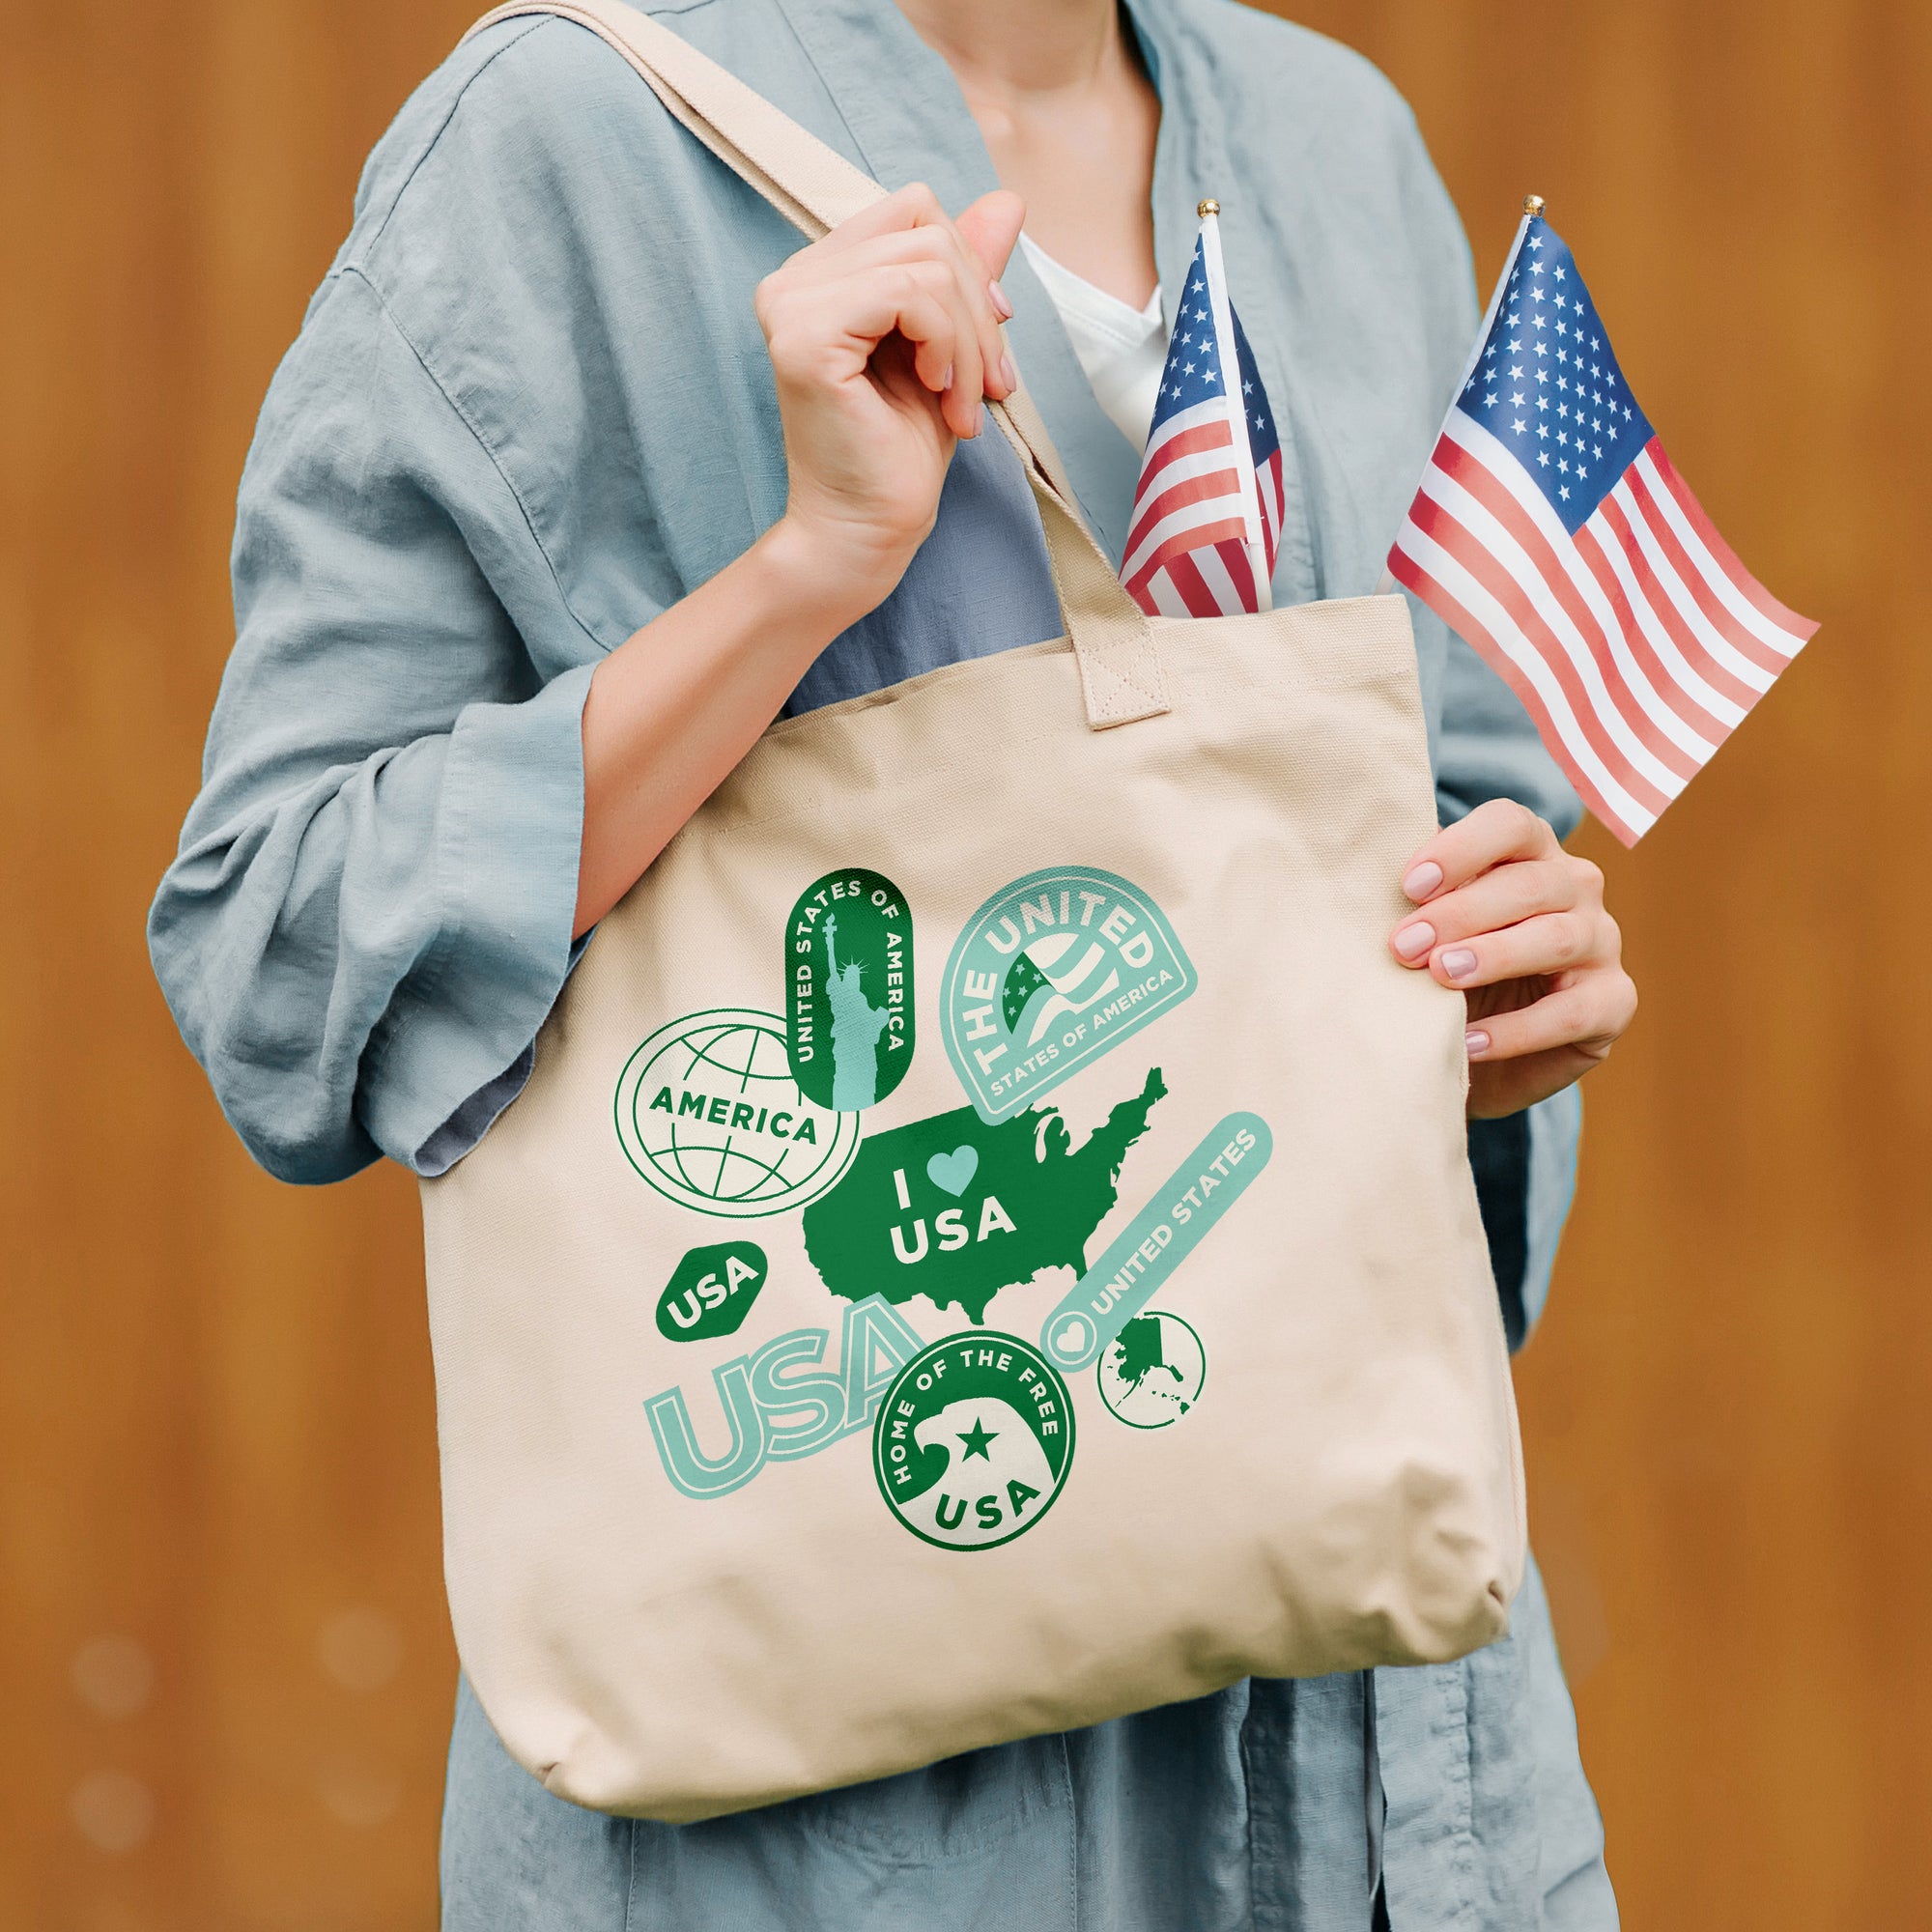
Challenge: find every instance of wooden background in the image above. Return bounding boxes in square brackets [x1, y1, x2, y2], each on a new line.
[3, 0, 1925, 1924]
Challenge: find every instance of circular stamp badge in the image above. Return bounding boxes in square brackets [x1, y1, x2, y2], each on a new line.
[614, 1008, 861, 1219]
[872, 1333, 1075, 1550]
[1095, 1311, 1206, 1428]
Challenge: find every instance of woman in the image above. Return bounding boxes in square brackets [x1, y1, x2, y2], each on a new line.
[151, 0, 1635, 1921]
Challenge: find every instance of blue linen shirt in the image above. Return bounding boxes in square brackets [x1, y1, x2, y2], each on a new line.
[150, 0, 1613, 1922]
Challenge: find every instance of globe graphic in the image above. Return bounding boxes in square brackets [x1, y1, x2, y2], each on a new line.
[1096, 1311, 1206, 1429]
[614, 1009, 860, 1218]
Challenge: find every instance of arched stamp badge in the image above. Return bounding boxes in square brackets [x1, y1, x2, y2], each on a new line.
[614, 1009, 861, 1218]
[940, 867, 1195, 1123]
[872, 1333, 1074, 1550]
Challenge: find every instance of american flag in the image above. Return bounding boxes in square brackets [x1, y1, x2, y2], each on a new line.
[1122, 210, 1286, 617]
[1388, 210, 1818, 846]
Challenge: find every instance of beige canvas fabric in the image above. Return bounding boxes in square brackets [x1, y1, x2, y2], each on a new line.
[420, 0, 1525, 1823]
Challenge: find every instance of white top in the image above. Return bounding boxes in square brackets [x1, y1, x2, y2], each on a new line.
[1018, 232, 1165, 451]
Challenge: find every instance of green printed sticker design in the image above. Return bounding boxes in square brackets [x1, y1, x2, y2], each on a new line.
[940, 867, 1196, 1124]
[786, 868, 915, 1111]
[802, 1069, 1166, 1325]
[615, 1009, 861, 1219]
[1097, 1312, 1206, 1429]
[873, 1333, 1074, 1550]
[645, 1294, 924, 1499]
[1042, 1114, 1272, 1372]
[655, 1241, 768, 1343]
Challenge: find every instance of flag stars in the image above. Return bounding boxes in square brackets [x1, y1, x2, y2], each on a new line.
[1512, 390, 1526, 406]
[1513, 417, 1528, 434]
[1559, 484, 1572, 501]
[1538, 451, 1551, 467]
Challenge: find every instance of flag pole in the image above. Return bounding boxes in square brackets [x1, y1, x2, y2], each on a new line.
[1373, 193, 1548, 597]
[1197, 197, 1274, 611]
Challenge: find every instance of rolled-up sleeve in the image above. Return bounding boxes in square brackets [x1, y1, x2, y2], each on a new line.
[149, 267, 599, 1183]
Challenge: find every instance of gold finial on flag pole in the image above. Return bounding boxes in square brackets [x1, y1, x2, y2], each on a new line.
[1198, 198, 1220, 218]
[1522, 193, 1547, 218]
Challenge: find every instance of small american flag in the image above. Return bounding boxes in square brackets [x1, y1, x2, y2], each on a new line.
[1122, 207, 1286, 617]
[1389, 209, 1818, 846]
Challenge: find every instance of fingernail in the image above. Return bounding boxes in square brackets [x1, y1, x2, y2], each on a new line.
[1403, 862, 1443, 901]
[999, 352, 1017, 392]
[939, 362, 953, 392]
[1465, 1028, 1492, 1057]
[988, 277, 1014, 320]
[973, 402, 985, 437]
[1393, 922, 1435, 960]
[1440, 948, 1478, 980]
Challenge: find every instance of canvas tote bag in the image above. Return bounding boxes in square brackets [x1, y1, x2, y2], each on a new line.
[422, 0, 1526, 1823]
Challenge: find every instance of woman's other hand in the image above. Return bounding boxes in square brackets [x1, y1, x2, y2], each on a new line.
[1390, 800, 1638, 1119]
[756, 183, 1027, 619]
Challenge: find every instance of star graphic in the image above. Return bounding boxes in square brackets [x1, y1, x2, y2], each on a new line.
[957, 1417, 999, 1462]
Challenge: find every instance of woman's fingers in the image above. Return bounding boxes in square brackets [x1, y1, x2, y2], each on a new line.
[1390, 855, 1596, 965]
[1419, 909, 1609, 991]
[770, 184, 1018, 416]
[1401, 798, 1559, 903]
[1463, 970, 1637, 1065]
[762, 261, 983, 436]
[954, 186, 1027, 373]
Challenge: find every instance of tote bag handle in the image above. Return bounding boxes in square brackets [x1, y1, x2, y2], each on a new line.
[464, 0, 1172, 728]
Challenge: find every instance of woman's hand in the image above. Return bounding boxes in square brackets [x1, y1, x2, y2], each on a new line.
[572, 184, 1026, 936]
[756, 182, 1028, 620]
[1390, 800, 1637, 1119]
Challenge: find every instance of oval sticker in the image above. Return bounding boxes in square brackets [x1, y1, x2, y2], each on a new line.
[785, 868, 915, 1111]
[655, 1241, 768, 1343]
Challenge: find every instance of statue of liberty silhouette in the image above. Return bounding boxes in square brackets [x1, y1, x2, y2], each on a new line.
[823, 913, 889, 1111]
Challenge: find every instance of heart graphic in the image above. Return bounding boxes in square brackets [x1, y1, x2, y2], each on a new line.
[926, 1146, 980, 1197]
[1053, 1318, 1089, 1358]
